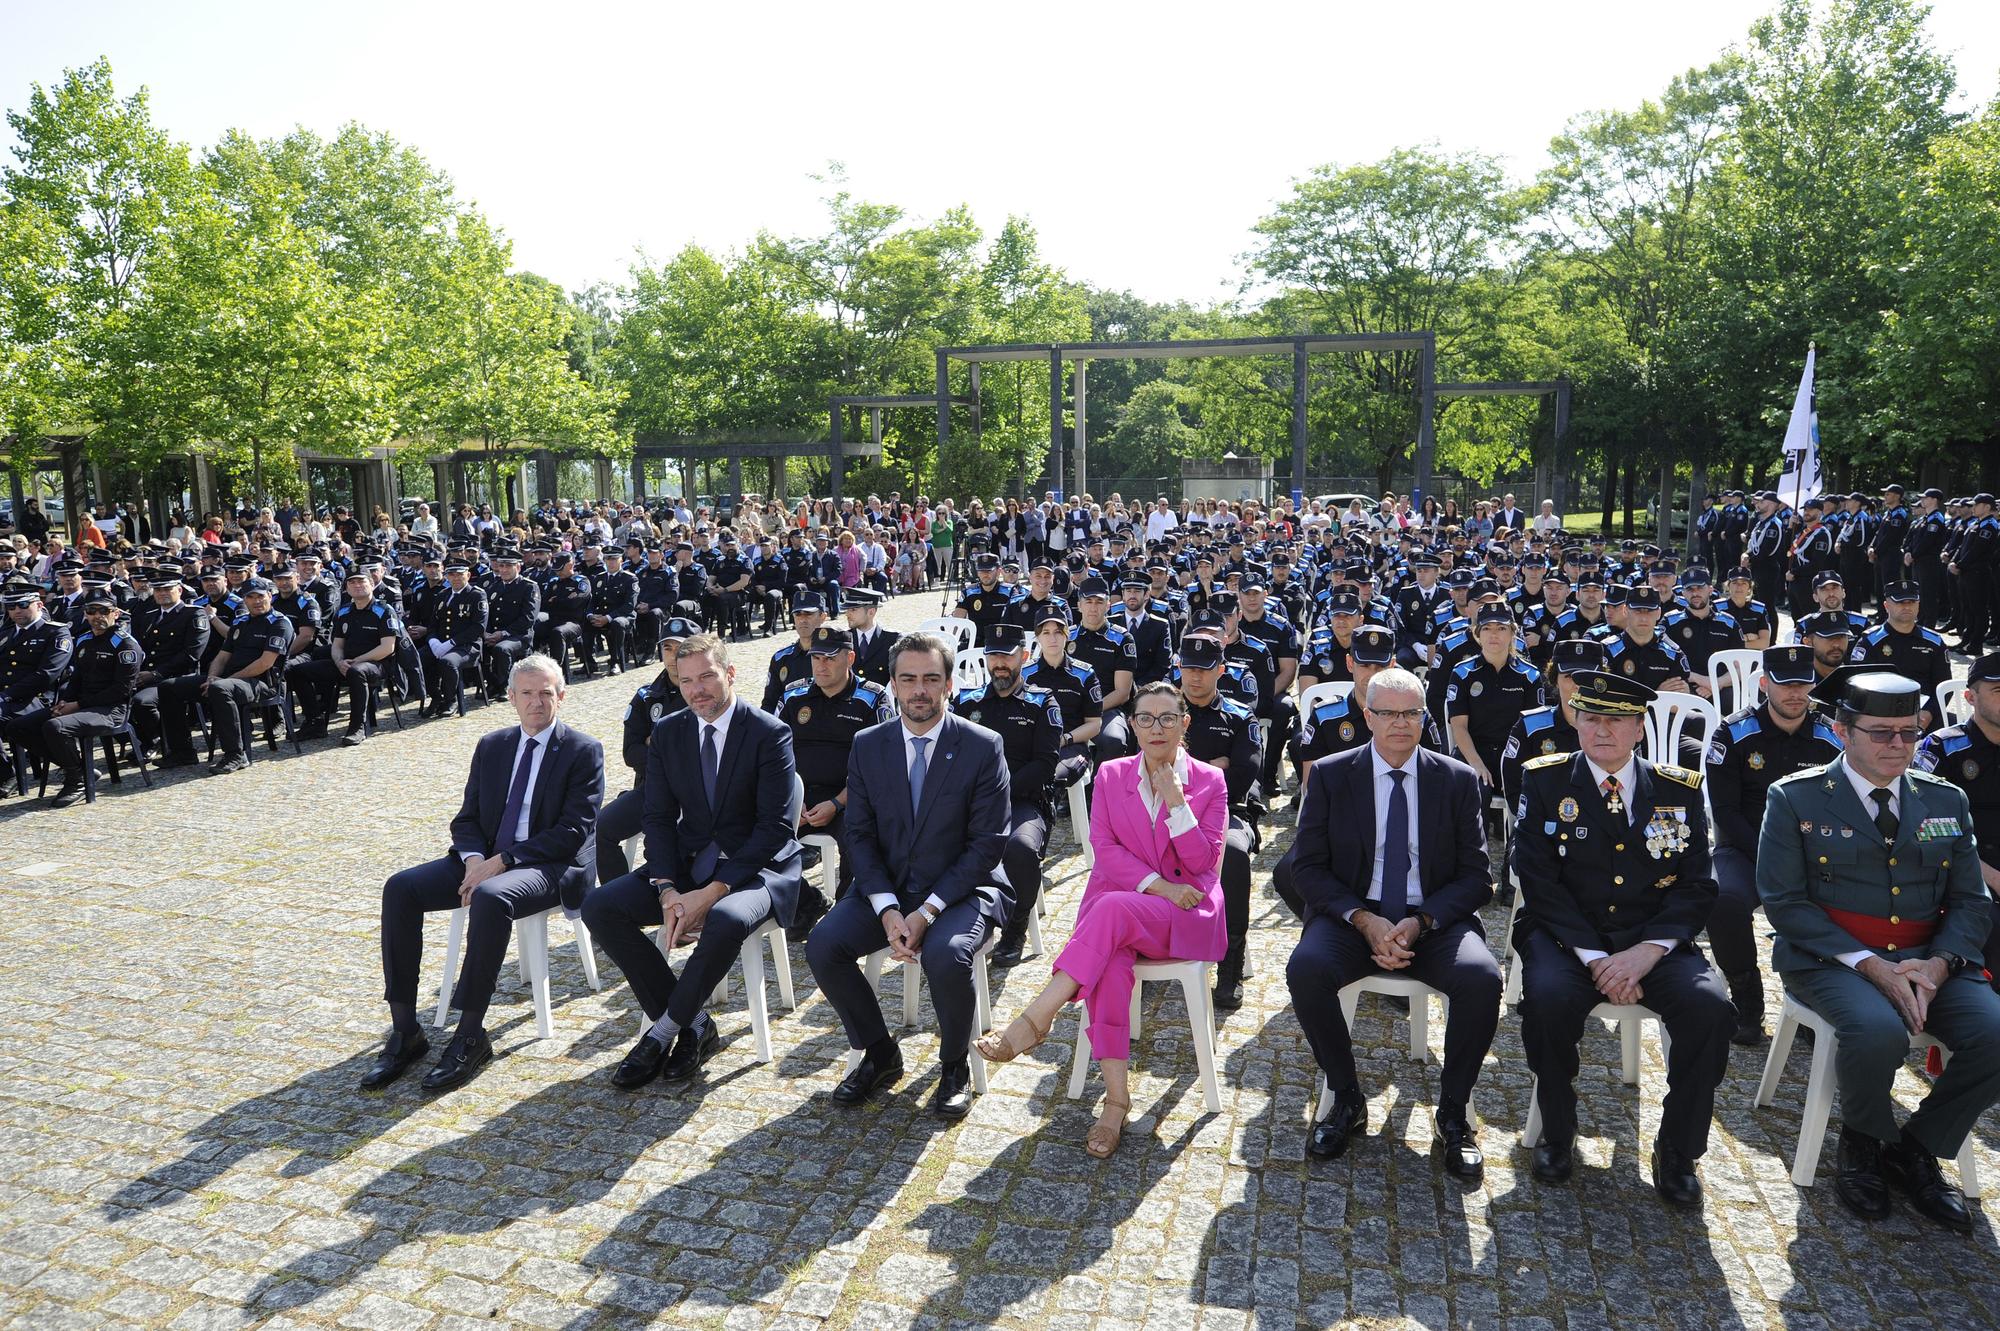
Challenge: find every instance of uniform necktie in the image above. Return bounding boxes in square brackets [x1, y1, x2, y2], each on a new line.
[1870, 787, 1897, 841]
[1600, 774, 1624, 818]
[1379, 769, 1410, 922]
[701, 724, 718, 808]
[909, 735, 930, 816]
[495, 736, 538, 852]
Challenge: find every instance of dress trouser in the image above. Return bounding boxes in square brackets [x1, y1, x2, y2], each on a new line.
[1287, 914, 1502, 1110]
[1516, 925, 1735, 1158]
[1092, 710, 1133, 762]
[582, 873, 775, 1031]
[1270, 842, 1304, 919]
[40, 706, 128, 777]
[1706, 846, 1764, 1020]
[426, 645, 478, 706]
[1052, 889, 1194, 1061]
[596, 787, 643, 886]
[197, 676, 273, 757]
[1217, 815, 1258, 981]
[806, 892, 992, 1061]
[381, 855, 562, 1032]
[1781, 962, 2000, 1155]
[999, 803, 1049, 921]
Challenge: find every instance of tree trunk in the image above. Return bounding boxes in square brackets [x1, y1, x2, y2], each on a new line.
[1600, 448, 1618, 536]
[1621, 461, 1636, 538]
[1687, 459, 1709, 561]
[1657, 458, 1675, 547]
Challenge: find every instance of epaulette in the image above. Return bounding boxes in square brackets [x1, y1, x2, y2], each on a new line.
[854, 682, 885, 709]
[952, 686, 987, 707]
[1218, 696, 1255, 721]
[1520, 707, 1556, 735]
[1523, 752, 1570, 772]
[1653, 763, 1703, 788]
[1727, 713, 1762, 743]
[1811, 719, 1843, 747]
[1066, 660, 1095, 683]
[1908, 768, 1964, 792]
[780, 678, 814, 702]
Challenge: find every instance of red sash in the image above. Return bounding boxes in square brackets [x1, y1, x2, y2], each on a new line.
[1823, 905, 1938, 951]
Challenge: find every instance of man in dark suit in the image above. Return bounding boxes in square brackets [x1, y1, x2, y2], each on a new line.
[805, 630, 1011, 1117]
[363, 654, 603, 1093]
[584, 633, 805, 1091]
[1286, 666, 1501, 1178]
[1495, 495, 1527, 535]
[844, 588, 894, 689]
[1510, 669, 1734, 1206]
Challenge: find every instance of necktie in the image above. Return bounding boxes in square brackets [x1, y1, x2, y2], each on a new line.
[495, 736, 539, 852]
[1870, 787, 1898, 841]
[1601, 774, 1624, 819]
[701, 724, 719, 808]
[909, 736, 930, 816]
[1379, 769, 1410, 922]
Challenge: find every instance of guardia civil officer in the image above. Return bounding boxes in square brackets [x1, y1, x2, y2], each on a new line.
[1758, 671, 1998, 1231]
[1510, 669, 1734, 1206]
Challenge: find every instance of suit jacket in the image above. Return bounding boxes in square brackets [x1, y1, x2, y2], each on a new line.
[1293, 744, 1491, 931]
[845, 713, 1010, 916]
[449, 720, 604, 911]
[1083, 755, 1230, 961]
[850, 627, 895, 689]
[640, 697, 805, 926]
[1758, 757, 1989, 972]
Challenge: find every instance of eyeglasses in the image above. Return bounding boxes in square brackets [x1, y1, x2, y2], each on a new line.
[1132, 713, 1184, 730]
[1851, 725, 1923, 746]
[1366, 707, 1424, 724]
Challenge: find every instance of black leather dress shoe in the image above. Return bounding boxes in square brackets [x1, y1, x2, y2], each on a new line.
[611, 1034, 669, 1090]
[1729, 1015, 1767, 1047]
[1434, 1116, 1484, 1182]
[1532, 1140, 1574, 1184]
[420, 1030, 492, 1093]
[831, 1046, 904, 1105]
[661, 1020, 721, 1084]
[932, 1062, 972, 1118]
[1308, 1093, 1365, 1159]
[1212, 976, 1245, 1012]
[988, 936, 1027, 970]
[359, 1029, 429, 1090]
[1834, 1129, 1892, 1220]
[1651, 1140, 1703, 1207]
[1883, 1139, 1974, 1232]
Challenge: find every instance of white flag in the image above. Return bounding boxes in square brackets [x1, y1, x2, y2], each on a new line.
[1779, 345, 1821, 509]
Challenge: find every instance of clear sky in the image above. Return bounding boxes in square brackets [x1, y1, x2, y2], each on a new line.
[5, 0, 1999, 306]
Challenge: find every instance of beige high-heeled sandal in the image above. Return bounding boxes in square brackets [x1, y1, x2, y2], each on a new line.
[973, 1011, 1051, 1064]
[1085, 1094, 1131, 1159]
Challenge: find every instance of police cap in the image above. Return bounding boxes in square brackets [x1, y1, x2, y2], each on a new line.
[1762, 645, 1817, 685]
[1177, 635, 1224, 670]
[808, 626, 852, 655]
[1567, 669, 1656, 716]
[1349, 625, 1395, 664]
[1551, 640, 1608, 674]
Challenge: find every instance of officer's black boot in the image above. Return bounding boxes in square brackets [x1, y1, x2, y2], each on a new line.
[989, 913, 1032, 969]
[50, 770, 85, 808]
[1726, 969, 1766, 1046]
[1213, 940, 1247, 1012]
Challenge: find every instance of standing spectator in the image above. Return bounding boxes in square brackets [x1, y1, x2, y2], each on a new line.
[410, 502, 439, 539]
[1535, 499, 1563, 534]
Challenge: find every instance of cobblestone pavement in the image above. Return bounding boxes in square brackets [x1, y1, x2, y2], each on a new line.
[0, 593, 1994, 1330]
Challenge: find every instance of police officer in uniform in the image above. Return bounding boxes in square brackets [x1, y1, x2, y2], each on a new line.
[5, 590, 138, 805]
[1067, 577, 1138, 760]
[762, 592, 826, 711]
[421, 558, 490, 716]
[297, 567, 402, 744]
[954, 624, 1063, 968]
[163, 577, 293, 773]
[1702, 645, 1844, 1043]
[1020, 606, 1100, 786]
[1748, 491, 1788, 615]
[1499, 639, 1606, 814]
[1757, 671, 1998, 1231]
[129, 569, 208, 757]
[1178, 632, 1262, 1011]
[779, 624, 894, 928]
[1719, 567, 1773, 650]
[597, 618, 697, 888]
[1510, 669, 1734, 1205]
[1916, 652, 2000, 899]
[1661, 568, 1743, 701]
[1603, 586, 1692, 692]
[482, 548, 540, 686]
[953, 552, 1018, 647]
[1947, 492, 2000, 655]
[582, 546, 639, 674]
[1850, 582, 1950, 728]
[843, 588, 894, 689]
[536, 551, 592, 672]
[1111, 575, 1174, 683]
[1904, 488, 1952, 630]
[1445, 602, 1546, 798]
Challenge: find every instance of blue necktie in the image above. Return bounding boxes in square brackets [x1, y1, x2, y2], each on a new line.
[909, 736, 930, 817]
[495, 736, 539, 853]
[1379, 768, 1409, 922]
[701, 724, 719, 808]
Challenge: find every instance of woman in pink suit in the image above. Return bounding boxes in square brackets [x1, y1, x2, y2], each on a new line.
[976, 682, 1229, 1157]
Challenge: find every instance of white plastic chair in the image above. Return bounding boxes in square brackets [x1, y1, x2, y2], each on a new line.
[1643, 692, 1720, 763]
[1312, 975, 1446, 1122]
[1501, 890, 1651, 1076]
[1066, 959, 1223, 1114]
[1938, 679, 1971, 728]
[1706, 649, 1764, 713]
[1753, 992, 1982, 1194]
[917, 617, 976, 656]
[634, 917, 795, 1062]
[847, 931, 999, 1093]
[435, 905, 602, 1039]
[1297, 680, 1355, 717]
[1061, 762, 1095, 866]
[1521, 1000, 1666, 1146]
[953, 653, 990, 693]
[992, 861, 1043, 959]
[801, 831, 841, 900]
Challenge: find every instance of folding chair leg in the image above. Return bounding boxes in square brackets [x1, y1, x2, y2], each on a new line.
[518, 915, 554, 1041]
[742, 937, 773, 1063]
[769, 928, 795, 1009]
[969, 953, 990, 1094]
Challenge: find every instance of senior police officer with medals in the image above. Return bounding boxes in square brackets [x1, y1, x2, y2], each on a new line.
[1510, 668, 1734, 1206]
[128, 567, 206, 758]
[4, 587, 140, 805]
[1916, 652, 2000, 899]
[1757, 670, 1998, 1231]
[481, 546, 540, 685]
[1702, 645, 1844, 1044]
[954, 623, 1063, 967]
[779, 624, 894, 927]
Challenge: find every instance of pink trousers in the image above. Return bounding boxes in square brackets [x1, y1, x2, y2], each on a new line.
[1053, 891, 1184, 1061]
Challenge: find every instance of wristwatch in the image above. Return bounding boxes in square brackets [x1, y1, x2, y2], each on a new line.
[919, 903, 940, 925]
[1934, 950, 1967, 977]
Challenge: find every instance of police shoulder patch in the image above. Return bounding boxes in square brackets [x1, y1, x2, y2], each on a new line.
[1653, 763, 1703, 789]
[1523, 752, 1570, 772]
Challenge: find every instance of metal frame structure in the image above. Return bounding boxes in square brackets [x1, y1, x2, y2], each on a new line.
[1432, 378, 1572, 509]
[935, 333, 1439, 504]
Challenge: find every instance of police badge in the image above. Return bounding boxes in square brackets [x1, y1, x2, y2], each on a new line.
[1339, 721, 1355, 741]
[1623, 659, 1636, 674]
[1470, 681, 1483, 697]
[1540, 738, 1556, 754]
[798, 706, 811, 723]
[1966, 760, 1980, 781]
[968, 710, 981, 723]
[1881, 644, 1892, 656]
[1557, 796, 1579, 823]
[1747, 751, 1766, 771]
[972, 598, 982, 611]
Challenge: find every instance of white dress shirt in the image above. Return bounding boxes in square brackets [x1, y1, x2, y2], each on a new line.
[1345, 746, 1424, 922]
[461, 724, 551, 863]
[1133, 751, 1199, 896]
[695, 702, 735, 767]
[867, 722, 950, 920]
[1573, 753, 1677, 965]
[1837, 763, 1903, 969]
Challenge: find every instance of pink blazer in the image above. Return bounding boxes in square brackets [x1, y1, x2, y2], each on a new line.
[1080, 755, 1230, 962]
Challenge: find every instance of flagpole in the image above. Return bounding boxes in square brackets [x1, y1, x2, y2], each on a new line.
[1792, 342, 1815, 515]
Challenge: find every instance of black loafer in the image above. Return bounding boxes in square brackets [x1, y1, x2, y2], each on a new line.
[1212, 977, 1245, 1012]
[932, 1062, 973, 1118]
[1532, 1140, 1574, 1184]
[831, 1046, 904, 1106]
[359, 1029, 430, 1090]
[421, 1030, 492, 1094]
[661, 1019, 721, 1084]
[49, 781, 85, 808]
[611, 1034, 669, 1090]
[1434, 1116, 1484, 1183]
[987, 939, 1027, 970]
[1651, 1141, 1703, 1207]
[1834, 1129, 1892, 1221]
[1308, 1092, 1365, 1159]
[1883, 1139, 1974, 1232]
